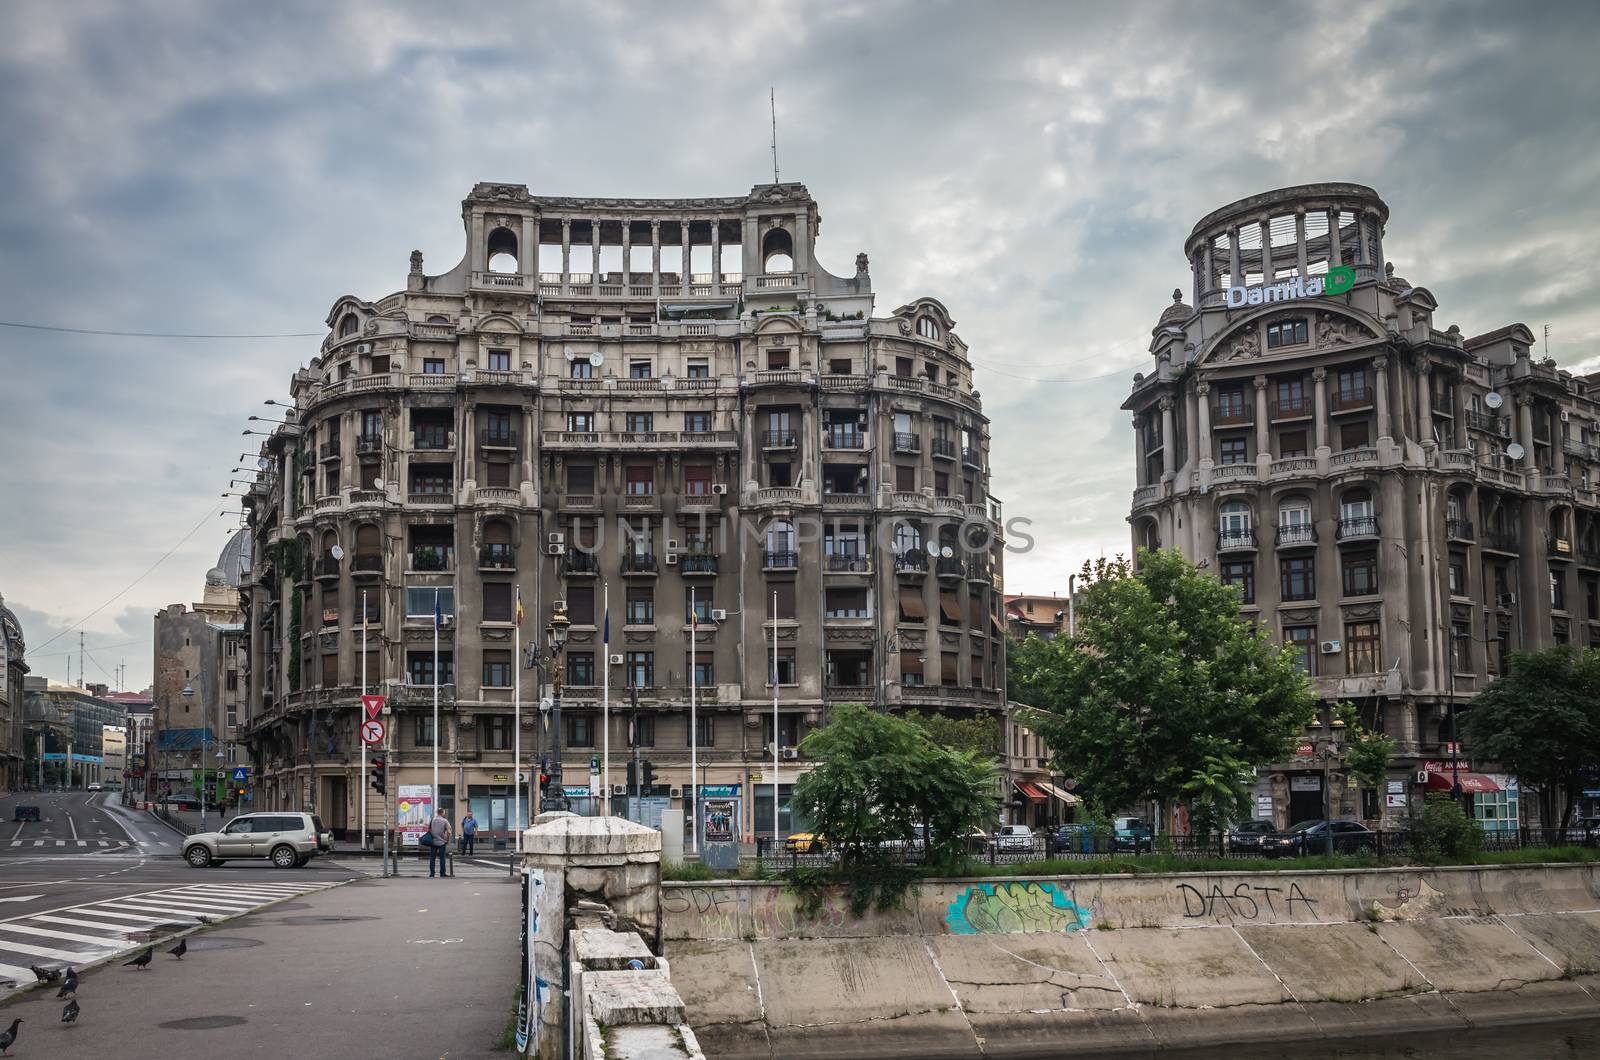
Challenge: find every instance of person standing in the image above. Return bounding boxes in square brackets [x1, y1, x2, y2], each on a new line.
[460, 810, 478, 856]
[427, 810, 452, 878]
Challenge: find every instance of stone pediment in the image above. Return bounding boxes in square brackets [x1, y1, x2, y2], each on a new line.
[1201, 306, 1382, 366]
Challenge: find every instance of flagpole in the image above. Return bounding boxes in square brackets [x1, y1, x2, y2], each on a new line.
[360, 589, 368, 851]
[433, 588, 440, 828]
[772, 589, 779, 846]
[690, 587, 698, 856]
[514, 586, 523, 852]
[602, 578, 611, 818]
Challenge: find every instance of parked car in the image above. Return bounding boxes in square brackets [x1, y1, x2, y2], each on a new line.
[1049, 823, 1098, 856]
[992, 824, 1037, 854]
[12, 806, 40, 822]
[183, 811, 331, 869]
[1112, 816, 1153, 853]
[882, 825, 928, 855]
[86, 782, 103, 792]
[164, 793, 203, 810]
[1564, 817, 1600, 847]
[963, 828, 991, 855]
[1227, 819, 1276, 854]
[1261, 819, 1376, 858]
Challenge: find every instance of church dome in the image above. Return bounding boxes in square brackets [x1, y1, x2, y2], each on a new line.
[1155, 288, 1192, 332]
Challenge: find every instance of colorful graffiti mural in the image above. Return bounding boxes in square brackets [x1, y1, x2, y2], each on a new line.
[944, 881, 1093, 934]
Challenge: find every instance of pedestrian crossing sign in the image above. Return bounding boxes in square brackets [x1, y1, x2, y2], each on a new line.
[231, 767, 249, 782]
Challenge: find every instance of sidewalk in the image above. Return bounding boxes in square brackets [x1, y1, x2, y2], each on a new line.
[0, 871, 522, 1059]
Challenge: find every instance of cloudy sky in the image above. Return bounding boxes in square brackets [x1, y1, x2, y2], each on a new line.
[2, 0, 1596, 692]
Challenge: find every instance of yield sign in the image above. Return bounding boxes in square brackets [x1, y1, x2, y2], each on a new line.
[360, 718, 386, 746]
[362, 694, 387, 720]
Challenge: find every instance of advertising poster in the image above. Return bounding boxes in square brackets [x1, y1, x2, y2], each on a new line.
[397, 783, 433, 846]
[703, 800, 735, 843]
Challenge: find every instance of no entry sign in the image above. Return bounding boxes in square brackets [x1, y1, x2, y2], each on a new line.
[360, 718, 386, 745]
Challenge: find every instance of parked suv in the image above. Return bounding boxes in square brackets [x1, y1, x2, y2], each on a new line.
[992, 824, 1037, 854]
[183, 812, 331, 869]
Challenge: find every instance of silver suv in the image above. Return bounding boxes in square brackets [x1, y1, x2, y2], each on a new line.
[183, 812, 332, 869]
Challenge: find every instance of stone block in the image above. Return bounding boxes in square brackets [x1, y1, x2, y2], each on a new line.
[1237, 922, 1424, 1001]
[662, 939, 764, 1026]
[928, 933, 1121, 1013]
[585, 968, 686, 1025]
[1090, 926, 1291, 1007]
[1503, 911, 1600, 974]
[574, 928, 655, 970]
[606, 1023, 705, 1060]
[753, 935, 954, 1028]
[524, 814, 663, 860]
[1376, 916, 1559, 992]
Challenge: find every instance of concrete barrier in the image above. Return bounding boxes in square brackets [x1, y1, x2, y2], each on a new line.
[662, 864, 1600, 1058]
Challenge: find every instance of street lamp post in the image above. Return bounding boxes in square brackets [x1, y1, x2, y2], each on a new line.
[1306, 725, 1344, 858]
[182, 681, 207, 830]
[526, 606, 571, 814]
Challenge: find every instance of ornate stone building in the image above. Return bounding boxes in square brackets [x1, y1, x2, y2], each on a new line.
[1125, 183, 1600, 829]
[0, 593, 26, 791]
[238, 181, 1006, 843]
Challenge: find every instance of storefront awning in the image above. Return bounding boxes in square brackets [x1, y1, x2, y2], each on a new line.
[1423, 771, 1500, 794]
[1034, 781, 1081, 807]
[1016, 782, 1047, 804]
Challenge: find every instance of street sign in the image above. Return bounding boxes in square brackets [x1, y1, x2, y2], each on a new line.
[360, 719, 386, 745]
[362, 694, 387, 721]
[231, 767, 249, 782]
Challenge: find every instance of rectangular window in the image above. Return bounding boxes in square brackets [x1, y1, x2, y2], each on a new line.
[1280, 556, 1316, 601]
[1274, 378, 1306, 414]
[1337, 369, 1368, 403]
[1266, 320, 1308, 349]
[566, 464, 595, 492]
[569, 359, 593, 379]
[766, 349, 790, 369]
[1340, 421, 1370, 450]
[688, 656, 714, 688]
[1552, 571, 1567, 610]
[320, 653, 338, 687]
[763, 713, 801, 747]
[1449, 555, 1467, 597]
[410, 467, 452, 494]
[824, 586, 870, 619]
[485, 460, 511, 488]
[1219, 436, 1248, 465]
[934, 471, 950, 497]
[225, 670, 238, 692]
[687, 359, 710, 379]
[361, 409, 382, 440]
[895, 465, 917, 492]
[686, 591, 712, 623]
[566, 585, 595, 626]
[482, 582, 513, 622]
[567, 412, 595, 433]
[1345, 621, 1380, 674]
[684, 411, 712, 433]
[771, 580, 797, 620]
[423, 358, 446, 375]
[483, 410, 513, 443]
[405, 587, 455, 619]
[769, 651, 797, 686]
[626, 651, 654, 687]
[628, 715, 656, 748]
[1220, 560, 1255, 605]
[626, 586, 654, 625]
[1285, 625, 1317, 675]
[414, 715, 435, 747]
[625, 412, 653, 434]
[625, 464, 654, 495]
[829, 359, 851, 375]
[486, 349, 511, 371]
[483, 715, 513, 751]
[687, 715, 715, 748]
[482, 651, 513, 688]
[684, 465, 713, 495]
[1278, 430, 1308, 458]
[1586, 577, 1599, 621]
[1342, 552, 1378, 597]
[629, 360, 652, 379]
[568, 714, 594, 748]
[1216, 387, 1248, 420]
[567, 652, 595, 687]
[1450, 621, 1472, 672]
[407, 651, 454, 687]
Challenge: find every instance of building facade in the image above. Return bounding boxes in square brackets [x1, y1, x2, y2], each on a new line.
[1125, 182, 1600, 829]
[238, 181, 1006, 843]
[0, 594, 26, 791]
[22, 678, 126, 788]
[1004, 594, 1069, 641]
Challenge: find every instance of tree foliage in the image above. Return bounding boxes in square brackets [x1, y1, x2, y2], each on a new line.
[904, 710, 1001, 758]
[1336, 701, 1396, 795]
[1012, 550, 1318, 822]
[1462, 647, 1600, 830]
[793, 703, 997, 871]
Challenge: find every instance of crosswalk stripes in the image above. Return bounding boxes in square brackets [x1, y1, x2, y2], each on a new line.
[0, 879, 340, 992]
[4, 839, 134, 849]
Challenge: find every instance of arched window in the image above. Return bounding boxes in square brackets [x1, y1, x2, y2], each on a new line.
[894, 522, 922, 554]
[1278, 496, 1312, 529]
[482, 518, 514, 567]
[1139, 520, 1160, 551]
[319, 529, 338, 560]
[765, 519, 795, 560]
[487, 226, 519, 274]
[338, 313, 359, 338]
[761, 228, 794, 274]
[916, 317, 940, 340]
[1339, 488, 1374, 522]
[1219, 501, 1252, 547]
[1446, 493, 1463, 523]
[427, 314, 450, 325]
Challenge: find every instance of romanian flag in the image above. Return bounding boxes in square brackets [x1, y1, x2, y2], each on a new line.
[515, 585, 524, 628]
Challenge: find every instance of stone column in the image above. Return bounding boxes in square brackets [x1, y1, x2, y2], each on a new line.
[1327, 207, 1342, 266]
[1418, 360, 1434, 448]
[1259, 217, 1273, 279]
[650, 219, 661, 291]
[1358, 212, 1372, 266]
[1374, 355, 1391, 443]
[1134, 415, 1148, 487]
[680, 220, 692, 286]
[1254, 375, 1270, 461]
[1517, 396, 1538, 470]
[1228, 227, 1241, 287]
[1184, 386, 1200, 473]
[1553, 409, 1567, 476]
[1294, 207, 1308, 277]
[1455, 376, 1470, 448]
[1161, 397, 1177, 479]
[710, 220, 722, 288]
[1196, 381, 1214, 466]
[521, 216, 536, 279]
[560, 219, 572, 291]
[621, 218, 632, 287]
[591, 220, 602, 285]
[1312, 367, 1330, 453]
[1200, 245, 1213, 301]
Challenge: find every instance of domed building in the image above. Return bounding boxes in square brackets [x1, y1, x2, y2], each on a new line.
[0, 592, 26, 792]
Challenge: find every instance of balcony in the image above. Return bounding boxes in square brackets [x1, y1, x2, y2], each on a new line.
[1213, 403, 1252, 427]
[1465, 411, 1504, 434]
[478, 544, 515, 570]
[1269, 396, 1312, 420]
[1483, 530, 1520, 554]
[893, 433, 920, 454]
[826, 429, 867, 451]
[967, 560, 991, 583]
[1548, 536, 1575, 561]
[408, 490, 453, 506]
[1216, 529, 1257, 552]
[318, 441, 341, 462]
[1446, 519, 1475, 542]
[559, 493, 598, 511]
[409, 547, 452, 572]
[561, 550, 598, 576]
[936, 557, 965, 579]
[895, 554, 929, 576]
[748, 369, 807, 388]
[314, 556, 341, 582]
[480, 429, 519, 450]
[1330, 389, 1374, 413]
[1335, 516, 1380, 542]
[822, 491, 870, 510]
[621, 491, 659, 511]
[763, 550, 799, 570]
[350, 553, 383, 579]
[1330, 447, 1378, 469]
[412, 431, 454, 452]
[1275, 525, 1317, 549]
[1211, 462, 1259, 483]
[680, 551, 719, 576]
[622, 552, 658, 575]
[824, 555, 870, 574]
[962, 446, 983, 469]
[355, 434, 383, 457]
[471, 270, 533, 292]
[761, 430, 798, 449]
[931, 438, 958, 461]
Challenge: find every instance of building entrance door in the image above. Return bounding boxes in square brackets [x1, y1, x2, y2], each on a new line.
[324, 776, 348, 838]
[1288, 775, 1323, 824]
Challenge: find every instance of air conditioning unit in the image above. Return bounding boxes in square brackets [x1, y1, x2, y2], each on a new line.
[546, 543, 565, 555]
[781, 747, 799, 760]
[669, 787, 682, 799]
[664, 554, 679, 565]
[1319, 640, 1342, 654]
[357, 343, 372, 354]
[710, 609, 728, 621]
[1560, 411, 1571, 422]
[1498, 592, 1517, 607]
[612, 784, 628, 797]
[609, 654, 624, 665]
[548, 532, 565, 545]
[710, 483, 729, 495]
[667, 539, 680, 551]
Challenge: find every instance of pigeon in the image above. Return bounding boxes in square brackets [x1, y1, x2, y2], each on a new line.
[167, 938, 187, 960]
[61, 999, 79, 1024]
[124, 948, 152, 970]
[195, 915, 211, 925]
[0, 1018, 20, 1056]
[30, 965, 60, 983]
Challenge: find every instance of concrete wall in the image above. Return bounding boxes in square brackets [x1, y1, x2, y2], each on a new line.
[663, 865, 1600, 1058]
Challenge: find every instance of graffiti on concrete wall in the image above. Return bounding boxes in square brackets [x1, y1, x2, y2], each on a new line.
[944, 881, 1094, 935]
[1175, 880, 1321, 922]
[661, 885, 859, 938]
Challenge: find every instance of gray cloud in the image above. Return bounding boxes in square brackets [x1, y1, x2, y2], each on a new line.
[2, 0, 1596, 688]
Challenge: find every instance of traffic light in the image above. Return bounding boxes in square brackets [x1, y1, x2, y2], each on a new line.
[640, 759, 657, 792]
[626, 760, 637, 790]
[370, 755, 387, 796]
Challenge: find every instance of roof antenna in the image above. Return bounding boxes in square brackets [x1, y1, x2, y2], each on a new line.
[1543, 323, 1551, 359]
[770, 87, 780, 184]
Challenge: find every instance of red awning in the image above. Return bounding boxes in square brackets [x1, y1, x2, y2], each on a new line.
[1423, 771, 1500, 794]
[1016, 782, 1047, 804]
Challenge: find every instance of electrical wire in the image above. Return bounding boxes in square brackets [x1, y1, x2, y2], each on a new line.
[27, 503, 223, 654]
[968, 359, 1142, 384]
[25, 638, 144, 660]
[0, 321, 320, 339]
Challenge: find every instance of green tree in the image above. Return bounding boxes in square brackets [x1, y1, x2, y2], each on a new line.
[1336, 701, 1395, 820]
[1462, 647, 1600, 830]
[1014, 550, 1318, 828]
[793, 703, 997, 870]
[904, 710, 1001, 758]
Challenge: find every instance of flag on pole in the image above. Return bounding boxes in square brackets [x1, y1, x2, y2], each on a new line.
[603, 597, 610, 645]
[434, 589, 443, 630]
[515, 585, 524, 628]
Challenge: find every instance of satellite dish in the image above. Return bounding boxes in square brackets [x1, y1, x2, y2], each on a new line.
[588, 352, 604, 367]
[330, 545, 345, 561]
[1484, 392, 1504, 410]
[373, 478, 386, 490]
[1505, 442, 1525, 461]
[564, 347, 576, 361]
[940, 545, 954, 559]
[257, 457, 271, 471]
